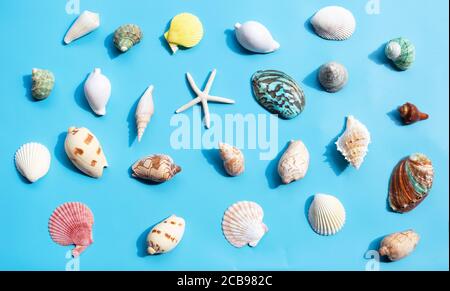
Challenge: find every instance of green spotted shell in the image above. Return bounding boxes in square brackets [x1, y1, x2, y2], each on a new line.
[113, 24, 143, 52]
[251, 70, 306, 119]
[31, 68, 55, 100]
[385, 37, 415, 70]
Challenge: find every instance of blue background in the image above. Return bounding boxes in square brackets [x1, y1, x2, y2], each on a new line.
[0, 0, 448, 271]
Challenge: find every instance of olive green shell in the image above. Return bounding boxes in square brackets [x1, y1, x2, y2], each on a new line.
[31, 69, 55, 100]
[113, 24, 143, 52]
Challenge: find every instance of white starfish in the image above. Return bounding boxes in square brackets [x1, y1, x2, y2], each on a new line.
[175, 69, 235, 129]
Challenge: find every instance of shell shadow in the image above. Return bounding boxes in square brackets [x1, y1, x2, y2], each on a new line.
[159, 20, 191, 55]
[22, 74, 38, 102]
[136, 223, 158, 257]
[303, 17, 315, 37]
[365, 235, 391, 263]
[74, 74, 96, 116]
[54, 131, 80, 174]
[323, 119, 349, 176]
[386, 109, 405, 126]
[368, 43, 399, 71]
[265, 142, 289, 189]
[201, 148, 228, 177]
[127, 95, 140, 147]
[303, 195, 314, 228]
[302, 67, 322, 92]
[13, 157, 32, 184]
[224, 29, 253, 55]
[104, 32, 121, 59]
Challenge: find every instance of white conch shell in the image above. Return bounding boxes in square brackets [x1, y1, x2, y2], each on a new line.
[218, 142, 244, 176]
[308, 193, 346, 236]
[278, 140, 310, 184]
[64, 127, 108, 178]
[135, 85, 155, 142]
[222, 201, 268, 248]
[336, 115, 371, 169]
[147, 215, 185, 255]
[234, 21, 280, 53]
[64, 11, 100, 44]
[15, 142, 51, 183]
[84, 68, 111, 116]
[310, 6, 356, 41]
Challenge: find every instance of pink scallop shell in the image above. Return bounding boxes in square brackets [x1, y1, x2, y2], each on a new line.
[48, 202, 94, 257]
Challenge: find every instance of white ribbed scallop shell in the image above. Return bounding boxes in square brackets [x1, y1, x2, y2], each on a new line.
[308, 193, 346, 236]
[310, 6, 356, 41]
[336, 115, 371, 169]
[222, 201, 268, 248]
[15, 142, 51, 183]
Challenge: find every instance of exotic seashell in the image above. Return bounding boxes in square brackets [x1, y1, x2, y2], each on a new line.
[113, 24, 143, 53]
[218, 142, 244, 177]
[135, 85, 155, 142]
[379, 230, 420, 261]
[310, 6, 356, 41]
[147, 215, 185, 255]
[398, 102, 429, 125]
[278, 140, 310, 184]
[251, 70, 306, 119]
[48, 202, 94, 257]
[336, 115, 371, 169]
[385, 37, 415, 70]
[64, 127, 108, 178]
[84, 68, 111, 116]
[164, 13, 204, 54]
[64, 10, 100, 44]
[132, 154, 181, 183]
[222, 201, 268, 248]
[318, 62, 348, 93]
[308, 193, 346, 236]
[15, 142, 51, 183]
[31, 68, 55, 100]
[389, 153, 434, 213]
[234, 21, 280, 54]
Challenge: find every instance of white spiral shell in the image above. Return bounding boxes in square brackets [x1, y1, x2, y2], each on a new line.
[64, 10, 100, 44]
[222, 201, 268, 248]
[308, 193, 346, 236]
[15, 142, 51, 183]
[310, 6, 356, 41]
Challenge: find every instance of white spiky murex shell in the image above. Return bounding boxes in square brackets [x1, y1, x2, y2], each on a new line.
[222, 201, 268, 248]
[218, 142, 245, 176]
[278, 140, 310, 184]
[48, 202, 94, 257]
[135, 85, 155, 142]
[336, 115, 371, 169]
[15, 142, 51, 183]
[310, 6, 356, 41]
[308, 193, 346, 236]
[64, 10, 100, 44]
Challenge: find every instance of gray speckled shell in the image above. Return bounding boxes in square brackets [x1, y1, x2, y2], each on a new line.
[318, 62, 348, 93]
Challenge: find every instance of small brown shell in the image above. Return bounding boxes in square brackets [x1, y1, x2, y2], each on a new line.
[379, 230, 420, 261]
[218, 143, 244, 177]
[398, 103, 429, 125]
[132, 154, 181, 183]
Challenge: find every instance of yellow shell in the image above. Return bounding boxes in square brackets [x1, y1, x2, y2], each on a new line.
[164, 13, 204, 53]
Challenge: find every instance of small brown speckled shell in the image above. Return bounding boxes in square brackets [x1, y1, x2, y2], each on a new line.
[219, 143, 244, 177]
[132, 154, 181, 183]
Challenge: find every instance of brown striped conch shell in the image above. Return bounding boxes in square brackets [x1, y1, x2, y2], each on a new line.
[147, 215, 185, 255]
[131, 154, 181, 183]
[218, 142, 244, 177]
[64, 127, 108, 178]
[278, 140, 310, 184]
[379, 230, 420, 261]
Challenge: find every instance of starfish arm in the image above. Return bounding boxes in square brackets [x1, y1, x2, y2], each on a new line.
[175, 97, 201, 113]
[201, 98, 211, 129]
[186, 73, 202, 95]
[208, 96, 235, 104]
[203, 69, 217, 95]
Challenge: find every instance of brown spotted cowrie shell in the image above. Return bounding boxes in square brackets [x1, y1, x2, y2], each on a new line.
[131, 154, 181, 183]
[147, 215, 185, 255]
[64, 127, 108, 178]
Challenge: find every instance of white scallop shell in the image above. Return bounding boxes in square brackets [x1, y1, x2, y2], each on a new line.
[84, 68, 111, 116]
[15, 142, 51, 183]
[278, 140, 309, 184]
[64, 11, 100, 44]
[135, 85, 155, 142]
[310, 6, 356, 41]
[308, 193, 346, 236]
[222, 201, 268, 248]
[336, 115, 371, 169]
[147, 215, 185, 255]
[234, 21, 280, 53]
